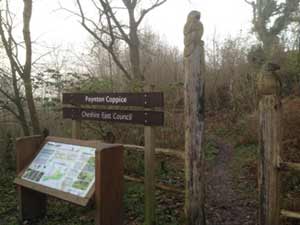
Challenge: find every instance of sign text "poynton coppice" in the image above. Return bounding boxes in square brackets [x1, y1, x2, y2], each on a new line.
[85, 96, 127, 105]
[63, 92, 164, 108]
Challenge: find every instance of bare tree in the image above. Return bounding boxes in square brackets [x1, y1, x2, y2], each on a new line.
[0, 1, 30, 135]
[70, 0, 167, 86]
[0, 67, 30, 136]
[0, 0, 41, 134]
[245, 0, 300, 59]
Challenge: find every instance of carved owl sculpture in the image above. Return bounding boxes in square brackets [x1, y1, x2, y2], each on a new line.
[184, 10, 204, 57]
[257, 63, 282, 96]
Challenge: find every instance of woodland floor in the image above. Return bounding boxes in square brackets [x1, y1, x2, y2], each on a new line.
[206, 139, 257, 225]
[0, 133, 261, 225]
[3, 99, 300, 224]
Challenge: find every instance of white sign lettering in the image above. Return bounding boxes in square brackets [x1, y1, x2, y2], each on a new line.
[85, 96, 128, 105]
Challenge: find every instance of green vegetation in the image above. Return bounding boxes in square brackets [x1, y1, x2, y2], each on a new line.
[204, 137, 219, 161]
[231, 144, 258, 197]
[0, 167, 184, 224]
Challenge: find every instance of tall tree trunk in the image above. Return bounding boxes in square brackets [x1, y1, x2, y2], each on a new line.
[23, 0, 40, 134]
[24, 78, 40, 134]
[11, 66, 30, 136]
[128, 9, 144, 84]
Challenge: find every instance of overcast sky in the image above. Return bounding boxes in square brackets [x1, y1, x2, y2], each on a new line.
[29, 0, 253, 52]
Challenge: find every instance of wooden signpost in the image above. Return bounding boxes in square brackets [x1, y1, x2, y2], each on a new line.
[63, 108, 164, 126]
[63, 91, 164, 225]
[15, 136, 124, 225]
[63, 92, 164, 108]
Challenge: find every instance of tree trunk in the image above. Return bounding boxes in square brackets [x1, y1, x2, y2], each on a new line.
[24, 77, 40, 134]
[184, 11, 206, 225]
[19, 117, 30, 136]
[129, 10, 144, 83]
[11, 63, 30, 136]
[23, 0, 40, 134]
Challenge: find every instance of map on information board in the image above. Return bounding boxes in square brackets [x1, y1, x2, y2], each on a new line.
[22, 142, 96, 197]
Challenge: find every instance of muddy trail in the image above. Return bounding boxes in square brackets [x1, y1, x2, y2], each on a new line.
[206, 140, 257, 225]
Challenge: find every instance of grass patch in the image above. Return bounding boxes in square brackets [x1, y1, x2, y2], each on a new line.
[231, 144, 257, 198]
[0, 152, 183, 225]
[231, 144, 258, 198]
[0, 169, 18, 225]
[204, 138, 219, 161]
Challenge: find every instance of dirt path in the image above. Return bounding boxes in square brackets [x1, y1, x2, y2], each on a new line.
[206, 140, 257, 225]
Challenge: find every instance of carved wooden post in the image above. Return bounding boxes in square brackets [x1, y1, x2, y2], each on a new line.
[257, 63, 282, 225]
[184, 10, 206, 225]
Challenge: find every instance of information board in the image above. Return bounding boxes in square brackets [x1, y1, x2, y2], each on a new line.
[21, 141, 96, 198]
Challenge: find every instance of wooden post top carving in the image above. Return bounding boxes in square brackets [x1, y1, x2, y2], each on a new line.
[257, 63, 282, 96]
[184, 10, 204, 58]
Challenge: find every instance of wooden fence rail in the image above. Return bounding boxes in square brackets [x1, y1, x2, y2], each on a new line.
[279, 162, 300, 172]
[281, 210, 300, 220]
[123, 144, 184, 159]
[123, 144, 185, 195]
[124, 175, 184, 194]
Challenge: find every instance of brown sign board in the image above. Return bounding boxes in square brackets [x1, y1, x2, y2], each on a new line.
[63, 107, 164, 126]
[63, 92, 164, 108]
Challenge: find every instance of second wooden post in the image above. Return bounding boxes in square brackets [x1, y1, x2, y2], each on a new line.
[257, 63, 282, 225]
[144, 86, 156, 225]
[144, 125, 156, 224]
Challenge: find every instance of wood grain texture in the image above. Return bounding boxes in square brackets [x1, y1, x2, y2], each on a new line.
[258, 67, 282, 225]
[279, 162, 300, 172]
[123, 144, 184, 159]
[281, 210, 300, 219]
[16, 135, 44, 172]
[124, 175, 184, 194]
[95, 145, 124, 225]
[16, 135, 47, 223]
[144, 126, 156, 225]
[72, 120, 81, 139]
[184, 10, 206, 225]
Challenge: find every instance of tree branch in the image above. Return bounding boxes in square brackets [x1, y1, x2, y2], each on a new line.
[76, 0, 132, 81]
[23, 0, 33, 80]
[99, 0, 130, 43]
[0, 11, 24, 76]
[0, 99, 20, 120]
[136, 0, 167, 26]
